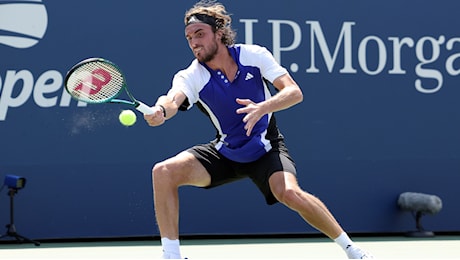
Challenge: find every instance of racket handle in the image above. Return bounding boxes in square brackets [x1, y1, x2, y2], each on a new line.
[135, 102, 155, 115]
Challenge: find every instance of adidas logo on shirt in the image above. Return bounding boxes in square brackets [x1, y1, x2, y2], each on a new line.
[245, 72, 254, 81]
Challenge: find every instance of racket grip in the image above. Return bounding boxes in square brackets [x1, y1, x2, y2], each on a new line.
[136, 102, 155, 115]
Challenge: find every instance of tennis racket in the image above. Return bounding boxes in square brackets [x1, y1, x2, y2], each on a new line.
[64, 57, 155, 114]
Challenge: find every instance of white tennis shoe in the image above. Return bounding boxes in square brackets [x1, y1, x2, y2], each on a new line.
[346, 245, 375, 259]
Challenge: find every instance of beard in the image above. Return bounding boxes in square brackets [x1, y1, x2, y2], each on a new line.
[196, 39, 219, 63]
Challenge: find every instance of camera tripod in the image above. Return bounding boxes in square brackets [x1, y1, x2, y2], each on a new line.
[0, 188, 40, 246]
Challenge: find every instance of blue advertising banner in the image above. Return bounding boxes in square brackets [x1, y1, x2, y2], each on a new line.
[0, 0, 459, 239]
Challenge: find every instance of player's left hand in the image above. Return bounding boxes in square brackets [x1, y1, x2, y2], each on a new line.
[235, 98, 267, 136]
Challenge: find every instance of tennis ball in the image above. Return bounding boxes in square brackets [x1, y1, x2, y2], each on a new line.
[119, 109, 137, 126]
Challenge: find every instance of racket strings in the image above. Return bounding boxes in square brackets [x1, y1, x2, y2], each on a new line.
[66, 61, 124, 103]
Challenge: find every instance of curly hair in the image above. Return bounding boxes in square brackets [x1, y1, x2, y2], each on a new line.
[184, 0, 236, 46]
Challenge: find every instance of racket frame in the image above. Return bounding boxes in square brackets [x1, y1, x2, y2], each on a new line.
[64, 58, 154, 114]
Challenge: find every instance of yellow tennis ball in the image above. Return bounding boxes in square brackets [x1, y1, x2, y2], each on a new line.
[119, 109, 137, 126]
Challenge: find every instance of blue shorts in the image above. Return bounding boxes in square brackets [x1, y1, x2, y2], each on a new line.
[187, 141, 297, 205]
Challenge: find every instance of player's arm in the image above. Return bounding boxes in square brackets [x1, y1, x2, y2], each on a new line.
[262, 73, 303, 112]
[236, 73, 303, 136]
[144, 89, 187, 126]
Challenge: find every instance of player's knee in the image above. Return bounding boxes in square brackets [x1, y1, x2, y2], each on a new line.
[274, 187, 299, 207]
[152, 161, 171, 183]
[152, 160, 186, 188]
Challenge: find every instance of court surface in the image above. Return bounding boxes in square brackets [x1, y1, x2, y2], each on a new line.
[0, 235, 459, 259]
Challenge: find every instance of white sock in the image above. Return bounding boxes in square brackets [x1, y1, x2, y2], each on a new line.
[161, 237, 181, 259]
[334, 232, 354, 251]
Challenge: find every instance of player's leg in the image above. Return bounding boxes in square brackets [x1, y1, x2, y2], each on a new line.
[268, 171, 343, 239]
[268, 172, 374, 258]
[152, 150, 210, 258]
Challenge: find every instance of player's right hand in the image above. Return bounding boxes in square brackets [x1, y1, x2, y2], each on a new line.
[144, 106, 165, 126]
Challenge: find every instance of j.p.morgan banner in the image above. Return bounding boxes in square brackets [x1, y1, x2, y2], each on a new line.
[1, 1, 459, 122]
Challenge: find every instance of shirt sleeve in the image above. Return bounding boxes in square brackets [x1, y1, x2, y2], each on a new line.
[171, 59, 210, 110]
[239, 44, 288, 83]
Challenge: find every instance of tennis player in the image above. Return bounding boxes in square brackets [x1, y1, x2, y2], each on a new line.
[144, 1, 374, 259]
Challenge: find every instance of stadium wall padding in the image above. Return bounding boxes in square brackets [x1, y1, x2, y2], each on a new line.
[0, 0, 459, 240]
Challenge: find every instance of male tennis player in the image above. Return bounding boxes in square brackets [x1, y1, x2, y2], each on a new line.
[144, 1, 374, 259]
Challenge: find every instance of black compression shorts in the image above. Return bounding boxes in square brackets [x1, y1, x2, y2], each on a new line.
[187, 141, 297, 205]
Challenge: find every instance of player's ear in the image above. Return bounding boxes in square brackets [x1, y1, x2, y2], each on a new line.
[215, 28, 223, 41]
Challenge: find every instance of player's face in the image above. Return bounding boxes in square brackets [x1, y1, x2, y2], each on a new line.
[185, 23, 219, 63]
